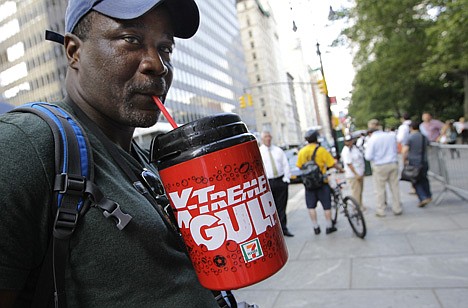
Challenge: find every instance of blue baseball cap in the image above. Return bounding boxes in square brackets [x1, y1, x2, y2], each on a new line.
[65, 0, 199, 39]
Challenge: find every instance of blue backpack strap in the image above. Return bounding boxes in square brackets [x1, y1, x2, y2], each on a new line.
[12, 103, 92, 308]
[10, 103, 131, 308]
[15, 103, 92, 228]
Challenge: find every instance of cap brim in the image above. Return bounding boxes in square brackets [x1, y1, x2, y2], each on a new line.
[94, 0, 199, 39]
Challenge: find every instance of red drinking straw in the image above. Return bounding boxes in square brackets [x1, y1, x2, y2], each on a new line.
[152, 96, 178, 129]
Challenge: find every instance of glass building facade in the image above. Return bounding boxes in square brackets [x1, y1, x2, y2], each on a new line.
[162, 0, 253, 128]
[0, 0, 68, 105]
[0, 0, 254, 136]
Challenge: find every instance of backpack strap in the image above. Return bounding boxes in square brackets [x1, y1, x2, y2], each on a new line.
[11, 103, 132, 308]
[311, 145, 320, 162]
[12, 103, 92, 308]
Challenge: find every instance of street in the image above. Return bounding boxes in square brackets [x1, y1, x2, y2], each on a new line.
[233, 175, 468, 308]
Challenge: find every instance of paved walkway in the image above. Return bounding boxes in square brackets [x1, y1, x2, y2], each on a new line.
[233, 175, 468, 308]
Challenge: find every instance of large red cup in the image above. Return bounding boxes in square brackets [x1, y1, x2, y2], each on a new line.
[151, 114, 288, 290]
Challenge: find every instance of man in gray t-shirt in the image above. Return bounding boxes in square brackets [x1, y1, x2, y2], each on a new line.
[402, 121, 432, 207]
[0, 1, 221, 307]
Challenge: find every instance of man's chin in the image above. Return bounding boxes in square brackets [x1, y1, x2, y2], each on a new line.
[127, 110, 161, 128]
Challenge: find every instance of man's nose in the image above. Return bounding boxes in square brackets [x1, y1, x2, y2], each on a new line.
[139, 49, 168, 76]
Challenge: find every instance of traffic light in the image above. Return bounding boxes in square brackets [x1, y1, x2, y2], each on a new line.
[239, 95, 246, 108]
[247, 94, 253, 106]
[317, 79, 328, 95]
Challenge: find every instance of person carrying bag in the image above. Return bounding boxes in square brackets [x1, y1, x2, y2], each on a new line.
[401, 121, 433, 207]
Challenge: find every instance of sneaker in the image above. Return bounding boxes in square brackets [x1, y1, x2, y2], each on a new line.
[418, 198, 432, 207]
[314, 227, 321, 235]
[393, 210, 403, 215]
[375, 211, 386, 217]
[325, 226, 337, 234]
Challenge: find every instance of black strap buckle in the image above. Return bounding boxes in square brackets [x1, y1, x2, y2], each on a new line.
[54, 173, 86, 196]
[53, 207, 79, 240]
[102, 203, 132, 230]
[96, 198, 132, 230]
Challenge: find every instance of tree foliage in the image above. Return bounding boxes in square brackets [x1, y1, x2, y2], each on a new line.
[339, 0, 467, 128]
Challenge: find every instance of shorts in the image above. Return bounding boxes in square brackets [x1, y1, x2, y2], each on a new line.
[305, 184, 332, 210]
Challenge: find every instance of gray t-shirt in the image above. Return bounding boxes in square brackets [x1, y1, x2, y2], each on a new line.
[0, 101, 218, 307]
[405, 131, 428, 166]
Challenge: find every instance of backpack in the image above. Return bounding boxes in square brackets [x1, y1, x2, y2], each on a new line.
[10, 103, 133, 308]
[9, 103, 240, 308]
[300, 146, 324, 190]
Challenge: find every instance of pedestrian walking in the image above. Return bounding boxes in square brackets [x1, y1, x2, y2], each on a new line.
[454, 117, 468, 144]
[401, 121, 432, 207]
[296, 129, 343, 235]
[259, 131, 294, 237]
[365, 119, 402, 217]
[341, 135, 366, 211]
[438, 119, 460, 159]
[420, 112, 444, 142]
[396, 113, 411, 153]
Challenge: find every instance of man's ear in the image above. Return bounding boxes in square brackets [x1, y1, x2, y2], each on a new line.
[64, 34, 82, 70]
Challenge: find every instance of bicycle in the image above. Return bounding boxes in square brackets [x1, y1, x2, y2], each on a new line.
[328, 173, 367, 238]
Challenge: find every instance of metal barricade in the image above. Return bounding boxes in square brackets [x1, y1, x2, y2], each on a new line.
[428, 143, 468, 204]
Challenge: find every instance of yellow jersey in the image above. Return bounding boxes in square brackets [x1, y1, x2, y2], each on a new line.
[296, 144, 335, 175]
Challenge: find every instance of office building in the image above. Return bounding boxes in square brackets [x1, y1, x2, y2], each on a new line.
[237, 0, 302, 146]
[0, 0, 253, 149]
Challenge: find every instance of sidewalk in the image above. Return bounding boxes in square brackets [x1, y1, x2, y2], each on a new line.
[233, 175, 468, 308]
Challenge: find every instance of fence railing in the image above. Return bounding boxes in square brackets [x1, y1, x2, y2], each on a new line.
[427, 143, 468, 204]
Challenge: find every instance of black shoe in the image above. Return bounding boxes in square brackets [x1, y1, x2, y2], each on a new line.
[314, 227, 321, 235]
[326, 226, 337, 234]
[283, 230, 294, 237]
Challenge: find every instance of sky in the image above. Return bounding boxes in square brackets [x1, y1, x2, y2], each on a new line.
[269, 0, 355, 112]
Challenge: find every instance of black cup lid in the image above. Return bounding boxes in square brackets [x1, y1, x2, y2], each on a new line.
[151, 113, 251, 164]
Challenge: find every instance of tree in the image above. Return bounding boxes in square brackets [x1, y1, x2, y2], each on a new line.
[336, 0, 466, 127]
[421, 0, 468, 118]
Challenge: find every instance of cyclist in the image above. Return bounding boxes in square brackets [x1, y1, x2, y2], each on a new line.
[296, 129, 343, 235]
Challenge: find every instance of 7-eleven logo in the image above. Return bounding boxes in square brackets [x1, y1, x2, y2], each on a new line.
[240, 238, 263, 262]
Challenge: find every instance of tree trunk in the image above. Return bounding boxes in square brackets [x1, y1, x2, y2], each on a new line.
[464, 72, 468, 119]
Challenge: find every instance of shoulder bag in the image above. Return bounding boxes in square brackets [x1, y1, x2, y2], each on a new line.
[400, 134, 425, 183]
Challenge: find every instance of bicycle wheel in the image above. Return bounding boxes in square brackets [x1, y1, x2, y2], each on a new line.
[331, 195, 339, 226]
[343, 196, 366, 238]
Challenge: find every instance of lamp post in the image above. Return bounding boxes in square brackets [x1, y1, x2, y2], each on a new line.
[316, 42, 339, 159]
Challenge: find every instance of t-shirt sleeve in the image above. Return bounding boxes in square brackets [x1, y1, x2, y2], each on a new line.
[0, 116, 54, 290]
[321, 148, 336, 168]
[341, 147, 351, 164]
[296, 149, 306, 168]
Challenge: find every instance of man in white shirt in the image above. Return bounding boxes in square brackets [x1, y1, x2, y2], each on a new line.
[341, 135, 365, 210]
[396, 113, 411, 153]
[259, 131, 293, 237]
[365, 119, 402, 217]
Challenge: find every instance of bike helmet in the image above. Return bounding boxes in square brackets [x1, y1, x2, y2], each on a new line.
[304, 129, 319, 143]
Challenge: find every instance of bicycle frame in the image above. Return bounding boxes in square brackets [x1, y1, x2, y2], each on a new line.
[329, 174, 367, 238]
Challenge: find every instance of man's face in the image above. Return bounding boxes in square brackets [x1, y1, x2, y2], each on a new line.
[261, 133, 272, 147]
[73, 5, 175, 128]
[422, 113, 432, 123]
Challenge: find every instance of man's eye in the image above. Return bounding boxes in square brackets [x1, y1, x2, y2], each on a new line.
[123, 36, 140, 44]
[160, 46, 173, 54]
